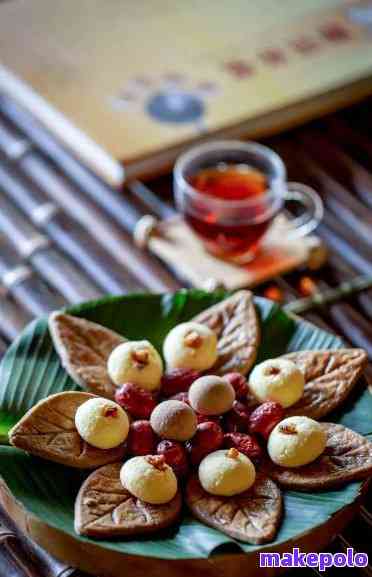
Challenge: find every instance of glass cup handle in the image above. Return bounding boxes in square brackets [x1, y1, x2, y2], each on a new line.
[284, 182, 324, 238]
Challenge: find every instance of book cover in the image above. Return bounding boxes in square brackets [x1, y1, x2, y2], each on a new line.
[0, 0, 372, 184]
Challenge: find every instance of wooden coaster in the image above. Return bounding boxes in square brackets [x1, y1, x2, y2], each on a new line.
[148, 215, 326, 290]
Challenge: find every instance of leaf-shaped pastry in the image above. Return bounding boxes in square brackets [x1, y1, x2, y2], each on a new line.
[9, 392, 125, 469]
[75, 463, 182, 538]
[186, 474, 282, 544]
[283, 349, 368, 420]
[267, 423, 372, 490]
[49, 312, 126, 399]
[192, 290, 260, 375]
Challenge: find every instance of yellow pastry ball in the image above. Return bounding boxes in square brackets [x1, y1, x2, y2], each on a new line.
[75, 397, 129, 449]
[150, 399, 197, 441]
[189, 375, 235, 415]
[120, 455, 177, 504]
[107, 340, 163, 391]
[268, 416, 327, 468]
[199, 448, 256, 496]
[163, 322, 217, 371]
[248, 358, 304, 408]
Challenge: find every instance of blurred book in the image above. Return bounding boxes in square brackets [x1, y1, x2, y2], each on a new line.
[0, 0, 372, 186]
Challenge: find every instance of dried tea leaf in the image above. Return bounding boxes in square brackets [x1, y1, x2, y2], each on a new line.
[192, 291, 260, 375]
[49, 312, 126, 399]
[186, 474, 282, 544]
[9, 392, 125, 469]
[283, 349, 368, 419]
[75, 463, 182, 538]
[267, 423, 372, 490]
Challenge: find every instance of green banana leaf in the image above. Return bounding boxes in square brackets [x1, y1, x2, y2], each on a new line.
[0, 290, 370, 560]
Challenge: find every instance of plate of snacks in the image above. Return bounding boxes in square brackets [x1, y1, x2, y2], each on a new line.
[0, 290, 371, 577]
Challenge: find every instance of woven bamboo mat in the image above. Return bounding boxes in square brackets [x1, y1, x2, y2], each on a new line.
[0, 92, 371, 576]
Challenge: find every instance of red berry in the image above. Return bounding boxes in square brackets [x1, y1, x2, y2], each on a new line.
[249, 401, 284, 439]
[223, 433, 262, 462]
[186, 421, 223, 466]
[115, 383, 157, 419]
[223, 400, 251, 433]
[196, 413, 221, 425]
[170, 392, 190, 404]
[157, 440, 189, 477]
[127, 420, 157, 456]
[161, 368, 201, 397]
[195, 422, 224, 449]
[186, 443, 210, 467]
[224, 372, 249, 399]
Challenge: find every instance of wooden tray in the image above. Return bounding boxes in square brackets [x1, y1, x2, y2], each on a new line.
[0, 477, 367, 577]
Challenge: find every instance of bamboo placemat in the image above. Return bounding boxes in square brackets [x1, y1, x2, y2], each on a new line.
[0, 93, 371, 576]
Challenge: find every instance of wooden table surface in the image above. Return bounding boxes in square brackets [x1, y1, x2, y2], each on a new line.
[0, 92, 371, 576]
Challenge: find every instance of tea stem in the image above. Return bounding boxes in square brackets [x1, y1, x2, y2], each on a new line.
[285, 275, 372, 315]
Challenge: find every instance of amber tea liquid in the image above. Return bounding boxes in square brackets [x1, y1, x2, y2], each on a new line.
[185, 164, 276, 260]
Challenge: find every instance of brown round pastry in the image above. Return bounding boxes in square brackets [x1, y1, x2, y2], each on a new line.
[189, 375, 235, 416]
[150, 400, 197, 441]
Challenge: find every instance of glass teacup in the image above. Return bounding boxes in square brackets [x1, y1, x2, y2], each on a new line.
[174, 140, 323, 263]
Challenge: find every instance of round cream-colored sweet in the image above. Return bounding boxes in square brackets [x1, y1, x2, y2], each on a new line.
[188, 375, 235, 415]
[248, 358, 304, 408]
[163, 322, 217, 371]
[150, 399, 197, 441]
[199, 448, 256, 496]
[268, 416, 327, 468]
[75, 397, 129, 450]
[120, 455, 178, 504]
[107, 340, 163, 391]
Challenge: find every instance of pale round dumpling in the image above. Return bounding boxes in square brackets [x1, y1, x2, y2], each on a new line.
[163, 322, 217, 371]
[120, 455, 178, 504]
[199, 448, 256, 496]
[107, 340, 163, 391]
[75, 397, 129, 449]
[268, 416, 326, 468]
[248, 358, 304, 408]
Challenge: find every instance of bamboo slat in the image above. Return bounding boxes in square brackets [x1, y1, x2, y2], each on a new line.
[0, 90, 371, 576]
